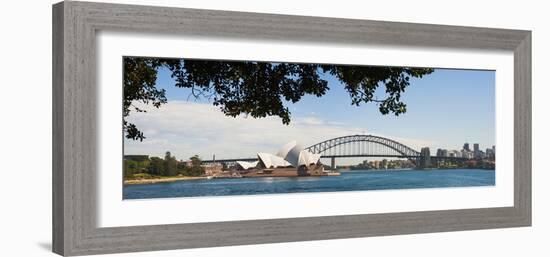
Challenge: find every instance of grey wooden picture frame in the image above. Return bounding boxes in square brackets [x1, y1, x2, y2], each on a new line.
[52, 1, 531, 256]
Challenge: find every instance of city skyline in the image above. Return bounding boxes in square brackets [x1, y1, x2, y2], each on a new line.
[124, 64, 495, 163]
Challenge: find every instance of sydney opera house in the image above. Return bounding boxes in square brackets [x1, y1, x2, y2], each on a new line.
[235, 141, 328, 176]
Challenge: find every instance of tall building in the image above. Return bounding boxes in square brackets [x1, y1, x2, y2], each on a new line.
[461, 149, 473, 159]
[463, 143, 470, 151]
[473, 143, 481, 158]
[436, 148, 450, 157]
[420, 147, 431, 168]
[473, 143, 480, 152]
[486, 148, 495, 160]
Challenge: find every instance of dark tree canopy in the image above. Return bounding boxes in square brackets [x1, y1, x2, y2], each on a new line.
[123, 57, 433, 141]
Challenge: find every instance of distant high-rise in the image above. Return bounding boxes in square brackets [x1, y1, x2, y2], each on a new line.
[451, 150, 460, 158]
[473, 143, 482, 158]
[463, 143, 470, 151]
[420, 147, 431, 168]
[461, 149, 474, 159]
[436, 148, 450, 157]
[486, 148, 495, 160]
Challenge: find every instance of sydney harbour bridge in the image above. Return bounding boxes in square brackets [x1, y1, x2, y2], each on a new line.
[203, 134, 466, 169]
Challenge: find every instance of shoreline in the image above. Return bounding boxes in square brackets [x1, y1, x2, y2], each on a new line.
[124, 171, 341, 185]
[124, 176, 206, 185]
[124, 168, 493, 185]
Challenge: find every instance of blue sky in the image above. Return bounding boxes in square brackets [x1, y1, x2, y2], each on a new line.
[125, 63, 495, 161]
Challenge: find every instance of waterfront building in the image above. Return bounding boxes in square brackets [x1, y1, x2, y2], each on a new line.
[257, 153, 292, 168]
[420, 147, 431, 168]
[235, 161, 259, 170]
[182, 160, 193, 167]
[235, 141, 322, 172]
[276, 141, 322, 168]
[203, 163, 223, 176]
[381, 159, 388, 169]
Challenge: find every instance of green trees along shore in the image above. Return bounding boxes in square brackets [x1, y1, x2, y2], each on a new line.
[123, 152, 205, 180]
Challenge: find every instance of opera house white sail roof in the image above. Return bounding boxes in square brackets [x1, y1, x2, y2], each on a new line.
[276, 141, 321, 167]
[257, 153, 292, 168]
[276, 141, 297, 158]
[235, 160, 259, 170]
[236, 141, 321, 170]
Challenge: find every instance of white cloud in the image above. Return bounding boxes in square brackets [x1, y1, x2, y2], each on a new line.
[124, 101, 433, 161]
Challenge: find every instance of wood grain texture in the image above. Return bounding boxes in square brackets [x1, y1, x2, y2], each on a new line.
[52, 1, 532, 256]
[514, 32, 532, 224]
[52, 2, 65, 255]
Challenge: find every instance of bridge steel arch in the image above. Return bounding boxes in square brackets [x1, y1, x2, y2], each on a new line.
[203, 135, 427, 169]
[305, 134, 420, 158]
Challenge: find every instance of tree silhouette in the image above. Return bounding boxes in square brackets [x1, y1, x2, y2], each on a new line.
[124, 57, 433, 141]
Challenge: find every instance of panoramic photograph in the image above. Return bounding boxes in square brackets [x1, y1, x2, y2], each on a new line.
[122, 56, 496, 200]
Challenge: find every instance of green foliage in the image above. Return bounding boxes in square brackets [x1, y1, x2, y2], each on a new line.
[132, 173, 155, 179]
[123, 158, 150, 178]
[123, 57, 180, 141]
[321, 65, 433, 115]
[164, 151, 178, 177]
[123, 153, 205, 179]
[180, 155, 205, 176]
[123, 160, 133, 178]
[148, 157, 165, 176]
[189, 155, 202, 166]
[123, 57, 434, 140]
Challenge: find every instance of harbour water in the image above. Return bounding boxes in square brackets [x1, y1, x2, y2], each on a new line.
[123, 168, 495, 199]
